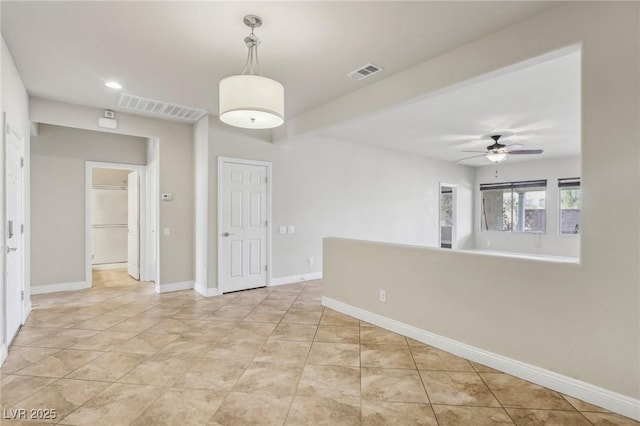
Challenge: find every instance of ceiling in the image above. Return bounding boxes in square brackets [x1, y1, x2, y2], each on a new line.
[2, 2, 579, 166]
[320, 49, 581, 166]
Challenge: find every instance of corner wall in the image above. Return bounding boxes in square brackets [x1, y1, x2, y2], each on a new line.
[30, 124, 146, 287]
[30, 98, 194, 287]
[193, 116, 209, 294]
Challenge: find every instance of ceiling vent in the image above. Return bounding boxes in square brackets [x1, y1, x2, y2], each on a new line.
[347, 63, 383, 81]
[117, 93, 208, 122]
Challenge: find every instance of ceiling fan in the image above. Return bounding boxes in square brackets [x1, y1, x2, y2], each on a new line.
[456, 134, 543, 163]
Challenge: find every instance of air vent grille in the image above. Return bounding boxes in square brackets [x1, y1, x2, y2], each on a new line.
[117, 93, 208, 122]
[347, 63, 383, 81]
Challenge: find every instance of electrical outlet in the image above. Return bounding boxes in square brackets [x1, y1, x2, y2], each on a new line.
[308, 257, 314, 266]
[379, 289, 386, 303]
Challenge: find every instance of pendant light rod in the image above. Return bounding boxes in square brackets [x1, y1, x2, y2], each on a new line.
[242, 15, 263, 76]
[242, 35, 262, 76]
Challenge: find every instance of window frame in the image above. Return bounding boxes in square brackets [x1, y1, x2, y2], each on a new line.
[480, 179, 548, 234]
[558, 177, 581, 236]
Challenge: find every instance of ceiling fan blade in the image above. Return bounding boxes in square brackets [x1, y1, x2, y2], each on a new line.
[509, 149, 543, 155]
[506, 143, 524, 149]
[461, 150, 488, 153]
[455, 154, 487, 164]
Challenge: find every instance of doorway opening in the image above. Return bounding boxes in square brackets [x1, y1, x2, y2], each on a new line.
[439, 183, 457, 249]
[86, 162, 155, 288]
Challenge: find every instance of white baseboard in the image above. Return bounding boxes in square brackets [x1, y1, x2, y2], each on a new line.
[31, 281, 89, 295]
[194, 281, 219, 297]
[0, 344, 7, 367]
[322, 296, 640, 422]
[92, 263, 127, 270]
[155, 280, 194, 294]
[270, 272, 323, 287]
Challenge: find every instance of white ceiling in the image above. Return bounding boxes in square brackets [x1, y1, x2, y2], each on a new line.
[2, 1, 553, 119]
[319, 50, 581, 166]
[2, 2, 579, 166]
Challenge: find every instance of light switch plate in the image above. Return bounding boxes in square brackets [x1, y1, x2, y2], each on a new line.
[287, 226, 295, 234]
[163, 228, 171, 237]
[279, 226, 287, 234]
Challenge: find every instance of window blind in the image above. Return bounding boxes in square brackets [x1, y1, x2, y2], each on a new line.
[558, 177, 580, 188]
[479, 179, 547, 191]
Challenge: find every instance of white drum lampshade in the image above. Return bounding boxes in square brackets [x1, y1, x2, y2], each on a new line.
[219, 75, 284, 129]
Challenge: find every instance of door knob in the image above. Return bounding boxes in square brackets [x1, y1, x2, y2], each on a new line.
[7, 247, 17, 253]
[222, 232, 235, 237]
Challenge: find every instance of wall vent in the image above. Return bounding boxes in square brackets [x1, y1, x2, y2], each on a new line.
[117, 93, 208, 122]
[347, 63, 383, 81]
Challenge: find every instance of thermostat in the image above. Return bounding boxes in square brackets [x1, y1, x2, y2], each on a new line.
[161, 193, 173, 201]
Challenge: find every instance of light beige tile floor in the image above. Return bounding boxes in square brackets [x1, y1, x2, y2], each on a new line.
[1, 269, 637, 425]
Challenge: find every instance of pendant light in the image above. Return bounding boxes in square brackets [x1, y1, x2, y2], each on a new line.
[219, 15, 284, 129]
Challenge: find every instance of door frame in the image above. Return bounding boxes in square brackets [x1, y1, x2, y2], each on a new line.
[439, 182, 458, 249]
[3, 115, 26, 348]
[85, 161, 150, 287]
[144, 163, 159, 284]
[217, 156, 272, 294]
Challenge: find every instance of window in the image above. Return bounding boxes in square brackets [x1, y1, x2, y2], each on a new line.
[559, 177, 581, 234]
[480, 180, 547, 232]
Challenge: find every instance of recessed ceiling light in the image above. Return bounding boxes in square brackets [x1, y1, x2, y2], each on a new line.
[105, 81, 122, 89]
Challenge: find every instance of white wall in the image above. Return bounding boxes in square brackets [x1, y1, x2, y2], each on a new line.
[1, 36, 30, 360]
[474, 156, 580, 257]
[321, 0, 640, 410]
[208, 120, 474, 287]
[30, 98, 193, 286]
[31, 124, 146, 286]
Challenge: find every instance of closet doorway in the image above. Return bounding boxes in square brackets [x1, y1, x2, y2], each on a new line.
[86, 162, 153, 288]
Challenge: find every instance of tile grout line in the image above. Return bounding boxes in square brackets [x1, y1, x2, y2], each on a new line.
[408, 338, 441, 426]
[282, 282, 324, 425]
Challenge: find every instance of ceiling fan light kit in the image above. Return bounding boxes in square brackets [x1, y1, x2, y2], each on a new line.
[486, 152, 508, 163]
[219, 15, 285, 130]
[457, 134, 543, 164]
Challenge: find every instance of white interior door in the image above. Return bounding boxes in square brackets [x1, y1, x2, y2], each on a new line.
[127, 171, 140, 279]
[220, 160, 269, 293]
[5, 121, 24, 344]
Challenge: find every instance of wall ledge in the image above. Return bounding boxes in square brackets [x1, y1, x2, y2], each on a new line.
[322, 296, 640, 421]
